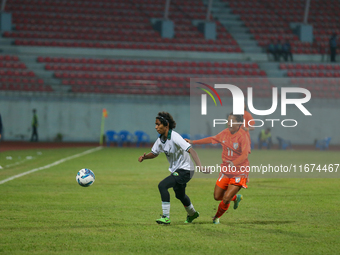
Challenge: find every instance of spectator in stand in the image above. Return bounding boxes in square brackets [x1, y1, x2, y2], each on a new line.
[329, 33, 337, 62]
[282, 40, 293, 62]
[267, 40, 277, 61]
[316, 41, 326, 62]
[274, 40, 283, 61]
[258, 128, 272, 150]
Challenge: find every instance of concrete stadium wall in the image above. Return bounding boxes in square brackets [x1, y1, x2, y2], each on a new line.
[0, 93, 190, 143]
[0, 92, 339, 145]
[2, 45, 326, 62]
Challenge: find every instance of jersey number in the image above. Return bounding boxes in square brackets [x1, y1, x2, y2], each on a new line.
[227, 147, 233, 156]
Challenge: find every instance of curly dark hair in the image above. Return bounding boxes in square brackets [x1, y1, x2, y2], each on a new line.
[156, 112, 176, 129]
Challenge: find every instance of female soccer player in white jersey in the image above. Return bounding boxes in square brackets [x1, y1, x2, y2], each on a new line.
[138, 112, 203, 225]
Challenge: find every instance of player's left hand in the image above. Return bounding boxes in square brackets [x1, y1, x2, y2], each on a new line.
[199, 166, 212, 174]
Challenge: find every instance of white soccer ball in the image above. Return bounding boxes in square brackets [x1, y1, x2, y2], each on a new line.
[76, 168, 95, 187]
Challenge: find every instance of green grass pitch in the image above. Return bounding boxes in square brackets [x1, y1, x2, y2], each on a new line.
[0, 147, 339, 254]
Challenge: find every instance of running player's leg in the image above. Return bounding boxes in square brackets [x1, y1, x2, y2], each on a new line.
[213, 184, 241, 223]
[173, 184, 199, 223]
[158, 175, 177, 201]
[214, 173, 229, 201]
[157, 175, 177, 224]
[222, 184, 241, 204]
[174, 184, 190, 206]
[214, 185, 239, 202]
[214, 184, 226, 201]
[213, 176, 229, 224]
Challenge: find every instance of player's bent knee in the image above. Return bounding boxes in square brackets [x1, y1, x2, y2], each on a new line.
[222, 194, 233, 203]
[158, 182, 166, 192]
[214, 194, 222, 201]
[175, 193, 184, 200]
[175, 194, 183, 200]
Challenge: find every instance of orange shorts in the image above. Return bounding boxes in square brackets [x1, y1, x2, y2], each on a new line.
[216, 174, 248, 190]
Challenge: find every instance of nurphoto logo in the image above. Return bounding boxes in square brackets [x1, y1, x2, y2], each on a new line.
[199, 83, 312, 128]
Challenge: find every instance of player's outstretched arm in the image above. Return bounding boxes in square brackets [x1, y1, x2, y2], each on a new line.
[138, 152, 158, 162]
[185, 137, 213, 145]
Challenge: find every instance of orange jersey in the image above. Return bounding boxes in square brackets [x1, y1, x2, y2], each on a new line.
[243, 110, 254, 153]
[243, 110, 254, 129]
[212, 128, 250, 177]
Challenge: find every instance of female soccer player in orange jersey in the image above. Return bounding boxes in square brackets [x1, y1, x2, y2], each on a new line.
[185, 113, 250, 224]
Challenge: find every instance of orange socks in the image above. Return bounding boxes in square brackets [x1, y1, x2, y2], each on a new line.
[214, 201, 230, 219]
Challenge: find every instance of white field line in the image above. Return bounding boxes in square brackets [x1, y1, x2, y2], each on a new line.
[4, 158, 34, 168]
[0, 147, 103, 185]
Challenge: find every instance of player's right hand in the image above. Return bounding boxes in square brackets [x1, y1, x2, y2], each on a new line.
[184, 138, 191, 144]
[138, 153, 146, 162]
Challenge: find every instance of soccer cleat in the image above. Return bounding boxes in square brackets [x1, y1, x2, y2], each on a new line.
[233, 194, 243, 210]
[212, 217, 220, 224]
[184, 211, 199, 223]
[156, 215, 171, 225]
